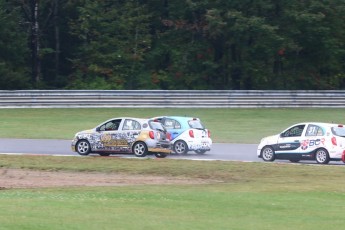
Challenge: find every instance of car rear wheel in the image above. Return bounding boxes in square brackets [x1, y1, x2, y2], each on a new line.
[195, 150, 207, 155]
[155, 152, 167, 158]
[315, 148, 330, 164]
[76, 140, 91, 156]
[132, 142, 148, 157]
[261, 146, 275, 161]
[174, 140, 188, 155]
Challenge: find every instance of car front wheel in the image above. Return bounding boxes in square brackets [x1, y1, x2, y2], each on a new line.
[315, 148, 330, 164]
[261, 146, 275, 161]
[132, 142, 148, 157]
[174, 140, 188, 155]
[76, 140, 91, 156]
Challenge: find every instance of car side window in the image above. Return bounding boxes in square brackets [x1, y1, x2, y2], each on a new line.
[164, 119, 181, 129]
[281, 125, 305, 137]
[306, 125, 324, 136]
[99, 119, 121, 131]
[123, 119, 141, 130]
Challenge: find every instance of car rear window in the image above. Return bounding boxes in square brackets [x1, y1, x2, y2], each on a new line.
[188, 119, 205, 129]
[149, 121, 166, 131]
[332, 126, 345, 137]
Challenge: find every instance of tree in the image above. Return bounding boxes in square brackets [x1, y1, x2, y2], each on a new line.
[0, 0, 30, 89]
[67, 0, 152, 89]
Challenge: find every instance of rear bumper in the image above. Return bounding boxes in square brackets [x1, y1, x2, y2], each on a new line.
[185, 138, 212, 151]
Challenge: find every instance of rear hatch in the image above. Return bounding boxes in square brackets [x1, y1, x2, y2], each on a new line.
[149, 121, 171, 142]
[331, 125, 345, 147]
[188, 119, 210, 139]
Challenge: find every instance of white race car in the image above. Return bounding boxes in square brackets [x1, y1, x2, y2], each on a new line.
[257, 122, 345, 164]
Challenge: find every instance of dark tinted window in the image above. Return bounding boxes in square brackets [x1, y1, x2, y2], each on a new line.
[188, 119, 204, 129]
[306, 125, 324, 136]
[332, 126, 345, 137]
[281, 125, 305, 137]
[99, 119, 121, 131]
[163, 118, 181, 129]
[149, 121, 166, 131]
[123, 119, 141, 130]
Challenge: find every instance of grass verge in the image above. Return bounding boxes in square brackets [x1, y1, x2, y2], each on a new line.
[1, 108, 345, 143]
[1, 155, 345, 229]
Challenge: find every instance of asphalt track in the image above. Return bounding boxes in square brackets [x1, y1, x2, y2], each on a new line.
[0, 138, 260, 162]
[1, 139, 344, 165]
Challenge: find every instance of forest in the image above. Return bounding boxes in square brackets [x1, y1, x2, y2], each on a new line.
[0, 0, 344, 90]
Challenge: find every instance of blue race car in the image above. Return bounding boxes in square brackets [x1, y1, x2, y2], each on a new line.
[153, 116, 212, 154]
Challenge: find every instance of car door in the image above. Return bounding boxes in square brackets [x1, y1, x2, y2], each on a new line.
[300, 124, 325, 154]
[117, 119, 142, 151]
[276, 124, 306, 156]
[98, 118, 125, 152]
[161, 118, 183, 140]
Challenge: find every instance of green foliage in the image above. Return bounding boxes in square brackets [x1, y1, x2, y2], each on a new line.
[0, 0, 30, 89]
[0, 0, 345, 90]
[68, 0, 153, 89]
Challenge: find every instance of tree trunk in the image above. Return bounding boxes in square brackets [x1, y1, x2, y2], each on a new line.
[53, 0, 60, 79]
[31, 0, 41, 84]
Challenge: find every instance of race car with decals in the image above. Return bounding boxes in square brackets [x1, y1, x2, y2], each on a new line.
[152, 116, 212, 155]
[71, 117, 171, 158]
[257, 122, 345, 164]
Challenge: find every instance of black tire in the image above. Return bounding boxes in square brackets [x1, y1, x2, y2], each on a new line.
[132, 142, 148, 157]
[289, 159, 300, 163]
[173, 140, 188, 155]
[261, 146, 275, 162]
[76, 140, 91, 156]
[155, 152, 167, 158]
[99, 153, 111, 156]
[315, 148, 330, 164]
[195, 150, 207, 155]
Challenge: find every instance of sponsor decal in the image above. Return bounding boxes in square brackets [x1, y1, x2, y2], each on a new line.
[301, 138, 325, 150]
[101, 134, 128, 147]
[277, 143, 300, 151]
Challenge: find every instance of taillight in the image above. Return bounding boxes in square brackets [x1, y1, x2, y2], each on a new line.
[208, 130, 211, 138]
[332, 136, 337, 146]
[166, 132, 172, 141]
[149, 131, 155, 139]
[189, 130, 194, 138]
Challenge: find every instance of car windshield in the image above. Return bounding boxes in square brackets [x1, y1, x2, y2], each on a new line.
[149, 121, 166, 131]
[331, 126, 345, 137]
[188, 119, 205, 129]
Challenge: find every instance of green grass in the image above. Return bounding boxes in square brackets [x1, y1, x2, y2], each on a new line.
[2, 108, 345, 229]
[1, 155, 345, 229]
[0, 108, 345, 143]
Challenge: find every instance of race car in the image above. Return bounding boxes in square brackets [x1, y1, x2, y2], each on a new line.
[71, 117, 171, 158]
[257, 122, 345, 164]
[152, 116, 212, 155]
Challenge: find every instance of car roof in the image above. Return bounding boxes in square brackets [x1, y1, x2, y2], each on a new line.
[155, 116, 200, 122]
[100, 117, 147, 124]
[289, 122, 344, 128]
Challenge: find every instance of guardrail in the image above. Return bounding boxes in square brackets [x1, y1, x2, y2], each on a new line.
[1, 90, 345, 108]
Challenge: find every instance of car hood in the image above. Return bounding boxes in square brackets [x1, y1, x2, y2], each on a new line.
[76, 129, 95, 135]
[260, 134, 279, 144]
